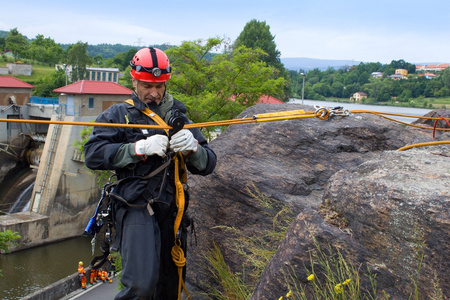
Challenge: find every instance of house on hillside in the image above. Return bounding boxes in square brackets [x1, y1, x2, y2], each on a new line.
[350, 92, 368, 102]
[371, 72, 383, 78]
[53, 80, 133, 117]
[424, 73, 437, 79]
[422, 64, 450, 72]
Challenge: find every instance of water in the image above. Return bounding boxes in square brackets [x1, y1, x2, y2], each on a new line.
[0, 236, 98, 300]
[289, 98, 433, 123]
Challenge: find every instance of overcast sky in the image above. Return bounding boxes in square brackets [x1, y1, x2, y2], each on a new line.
[1, 0, 449, 64]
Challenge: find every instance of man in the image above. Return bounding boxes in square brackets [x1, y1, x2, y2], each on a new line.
[84, 47, 217, 299]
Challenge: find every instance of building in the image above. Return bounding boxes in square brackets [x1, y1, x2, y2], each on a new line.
[85, 67, 120, 84]
[416, 64, 450, 72]
[371, 72, 383, 78]
[395, 69, 408, 78]
[258, 95, 285, 104]
[53, 80, 133, 117]
[0, 76, 34, 106]
[55, 65, 121, 84]
[350, 92, 368, 102]
[424, 73, 437, 79]
[0, 76, 35, 142]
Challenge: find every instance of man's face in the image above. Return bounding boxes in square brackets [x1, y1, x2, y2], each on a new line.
[132, 78, 166, 105]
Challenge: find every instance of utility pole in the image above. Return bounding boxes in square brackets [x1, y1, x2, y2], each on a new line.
[300, 73, 305, 105]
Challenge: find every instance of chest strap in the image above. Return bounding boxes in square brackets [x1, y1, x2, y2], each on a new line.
[124, 99, 169, 135]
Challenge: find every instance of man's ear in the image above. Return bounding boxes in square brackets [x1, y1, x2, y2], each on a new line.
[132, 78, 137, 89]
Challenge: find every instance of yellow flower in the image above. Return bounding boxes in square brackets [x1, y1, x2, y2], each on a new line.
[334, 283, 344, 294]
[286, 290, 293, 298]
[343, 279, 352, 285]
[278, 297, 283, 300]
[307, 274, 315, 281]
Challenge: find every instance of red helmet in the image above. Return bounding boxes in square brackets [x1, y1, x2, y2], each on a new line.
[130, 47, 171, 82]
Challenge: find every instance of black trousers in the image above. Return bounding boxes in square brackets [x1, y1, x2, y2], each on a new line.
[114, 204, 187, 300]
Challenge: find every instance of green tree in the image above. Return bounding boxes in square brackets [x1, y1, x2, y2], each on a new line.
[312, 82, 331, 97]
[441, 67, 450, 95]
[28, 34, 64, 65]
[33, 68, 66, 97]
[234, 19, 281, 69]
[66, 41, 93, 82]
[0, 37, 5, 52]
[166, 38, 287, 133]
[234, 19, 290, 100]
[5, 28, 29, 60]
[0, 229, 20, 276]
[330, 81, 345, 98]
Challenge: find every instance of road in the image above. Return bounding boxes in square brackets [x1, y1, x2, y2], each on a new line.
[66, 276, 120, 299]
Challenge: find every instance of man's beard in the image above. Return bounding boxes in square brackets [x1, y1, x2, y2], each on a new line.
[147, 100, 158, 107]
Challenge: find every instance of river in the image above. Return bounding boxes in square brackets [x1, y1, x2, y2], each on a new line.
[289, 98, 432, 123]
[0, 236, 98, 300]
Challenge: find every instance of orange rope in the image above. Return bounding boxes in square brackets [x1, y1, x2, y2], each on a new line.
[172, 154, 190, 300]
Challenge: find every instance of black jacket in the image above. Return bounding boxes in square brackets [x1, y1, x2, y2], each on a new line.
[84, 93, 216, 204]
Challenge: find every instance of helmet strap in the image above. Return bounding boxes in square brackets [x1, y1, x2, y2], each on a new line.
[149, 47, 159, 68]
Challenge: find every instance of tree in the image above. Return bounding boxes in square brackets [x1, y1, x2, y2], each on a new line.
[165, 38, 287, 134]
[66, 41, 93, 82]
[234, 20, 281, 69]
[234, 19, 290, 100]
[0, 229, 20, 276]
[33, 68, 67, 97]
[0, 37, 5, 52]
[441, 67, 450, 94]
[5, 28, 28, 60]
[28, 34, 64, 65]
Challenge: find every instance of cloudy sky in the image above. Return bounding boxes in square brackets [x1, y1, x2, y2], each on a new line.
[1, 0, 449, 64]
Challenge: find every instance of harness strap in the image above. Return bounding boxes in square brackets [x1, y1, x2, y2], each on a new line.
[124, 99, 190, 300]
[124, 99, 169, 135]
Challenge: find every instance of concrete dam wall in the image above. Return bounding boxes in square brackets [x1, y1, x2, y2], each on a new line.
[0, 115, 101, 252]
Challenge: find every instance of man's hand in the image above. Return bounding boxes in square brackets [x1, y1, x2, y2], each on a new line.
[169, 129, 198, 156]
[135, 135, 169, 157]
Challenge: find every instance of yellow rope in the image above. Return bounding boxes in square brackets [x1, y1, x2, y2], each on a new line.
[172, 154, 190, 300]
[0, 107, 448, 151]
[397, 141, 450, 151]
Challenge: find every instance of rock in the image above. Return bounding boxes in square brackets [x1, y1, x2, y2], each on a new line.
[185, 103, 441, 296]
[412, 108, 449, 129]
[252, 150, 450, 299]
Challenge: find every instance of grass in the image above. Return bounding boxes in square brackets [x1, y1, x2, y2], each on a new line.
[203, 182, 295, 299]
[282, 225, 380, 300]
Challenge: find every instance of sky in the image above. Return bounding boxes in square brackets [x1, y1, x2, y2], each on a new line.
[1, 0, 449, 64]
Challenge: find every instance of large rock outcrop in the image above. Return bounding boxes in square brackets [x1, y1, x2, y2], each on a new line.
[252, 150, 449, 299]
[184, 103, 447, 298]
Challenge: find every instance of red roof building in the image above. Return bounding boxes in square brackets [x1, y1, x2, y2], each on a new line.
[0, 76, 34, 107]
[258, 95, 285, 104]
[53, 80, 133, 116]
[0, 76, 35, 89]
[53, 80, 131, 95]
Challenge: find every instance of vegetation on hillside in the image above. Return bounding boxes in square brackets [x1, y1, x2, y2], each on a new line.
[289, 61, 450, 108]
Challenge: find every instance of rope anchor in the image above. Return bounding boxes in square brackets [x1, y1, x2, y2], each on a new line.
[314, 105, 350, 120]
